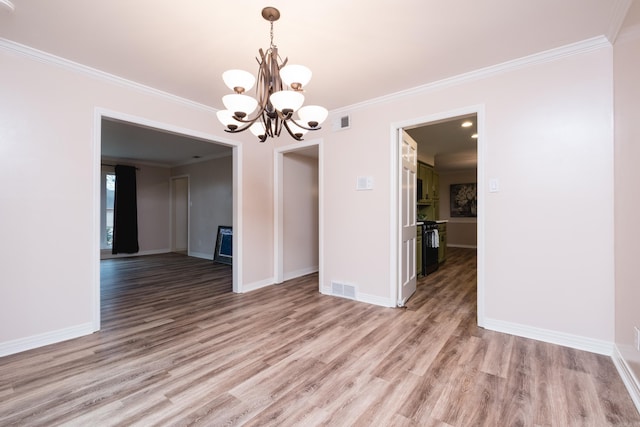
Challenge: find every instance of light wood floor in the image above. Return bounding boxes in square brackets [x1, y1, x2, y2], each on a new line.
[1, 249, 638, 426]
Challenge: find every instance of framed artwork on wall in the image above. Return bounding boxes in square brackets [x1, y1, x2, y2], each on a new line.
[450, 183, 477, 217]
[214, 225, 232, 265]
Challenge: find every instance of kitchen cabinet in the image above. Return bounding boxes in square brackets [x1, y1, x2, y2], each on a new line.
[417, 162, 430, 201]
[437, 222, 447, 263]
[417, 161, 440, 221]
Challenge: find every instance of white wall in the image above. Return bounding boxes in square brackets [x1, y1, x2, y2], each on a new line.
[438, 169, 477, 248]
[171, 156, 233, 259]
[0, 42, 273, 353]
[614, 1, 640, 399]
[0, 35, 621, 360]
[283, 152, 319, 279]
[322, 42, 615, 345]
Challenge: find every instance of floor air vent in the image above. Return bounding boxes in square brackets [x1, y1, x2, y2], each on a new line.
[331, 281, 356, 300]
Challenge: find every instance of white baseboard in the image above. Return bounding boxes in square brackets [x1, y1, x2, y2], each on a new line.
[242, 277, 275, 293]
[612, 345, 640, 413]
[483, 317, 614, 355]
[357, 292, 396, 308]
[319, 287, 396, 308]
[189, 251, 214, 261]
[0, 322, 94, 358]
[283, 266, 319, 281]
[100, 248, 170, 259]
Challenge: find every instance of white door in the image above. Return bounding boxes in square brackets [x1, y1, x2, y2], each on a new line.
[171, 176, 189, 252]
[398, 130, 417, 306]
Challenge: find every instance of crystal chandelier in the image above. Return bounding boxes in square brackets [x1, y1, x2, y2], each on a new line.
[216, 7, 328, 142]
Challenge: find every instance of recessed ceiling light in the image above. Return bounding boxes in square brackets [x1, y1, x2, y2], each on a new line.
[461, 121, 473, 128]
[471, 133, 478, 139]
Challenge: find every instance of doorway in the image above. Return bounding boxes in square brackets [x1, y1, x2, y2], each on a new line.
[274, 139, 322, 289]
[393, 105, 485, 326]
[94, 110, 241, 331]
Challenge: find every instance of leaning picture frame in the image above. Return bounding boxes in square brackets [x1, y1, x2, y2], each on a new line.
[214, 225, 232, 265]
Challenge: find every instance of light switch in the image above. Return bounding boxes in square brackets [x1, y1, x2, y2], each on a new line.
[489, 178, 499, 193]
[356, 176, 374, 190]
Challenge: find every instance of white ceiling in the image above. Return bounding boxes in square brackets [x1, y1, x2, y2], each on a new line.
[1, 0, 633, 164]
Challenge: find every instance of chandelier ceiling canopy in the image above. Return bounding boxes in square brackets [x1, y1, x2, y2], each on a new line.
[216, 7, 328, 142]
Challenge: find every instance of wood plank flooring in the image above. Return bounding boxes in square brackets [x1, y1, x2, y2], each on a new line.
[0, 249, 639, 426]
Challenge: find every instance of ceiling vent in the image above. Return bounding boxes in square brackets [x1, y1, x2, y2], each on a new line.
[332, 115, 350, 131]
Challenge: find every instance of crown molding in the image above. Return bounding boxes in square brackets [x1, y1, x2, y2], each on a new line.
[331, 36, 612, 116]
[0, 38, 218, 114]
[606, 0, 634, 43]
[617, 22, 640, 43]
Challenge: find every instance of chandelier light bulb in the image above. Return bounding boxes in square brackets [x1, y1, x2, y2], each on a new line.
[280, 64, 312, 90]
[222, 69, 256, 93]
[222, 94, 258, 118]
[270, 90, 305, 115]
[216, 110, 242, 130]
[297, 105, 328, 128]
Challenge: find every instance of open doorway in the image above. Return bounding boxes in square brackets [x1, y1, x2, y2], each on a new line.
[94, 111, 239, 331]
[274, 140, 322, 289]
[394, 106, 485, 325]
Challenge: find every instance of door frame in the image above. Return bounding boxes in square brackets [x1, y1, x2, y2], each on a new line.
[273, 138, 323, 291]
[93, 108, 243, 331]
[170, 175, 190, 253]
[390, 104, 485, 326]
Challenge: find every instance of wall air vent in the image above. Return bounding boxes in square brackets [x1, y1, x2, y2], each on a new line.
[332, 115, 351, 131]
[331, 281, 356, 300]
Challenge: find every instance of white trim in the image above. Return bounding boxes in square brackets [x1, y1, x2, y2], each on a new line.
[242, 278, 275, 293]
[189, 251, 213, 261]
[616, 23, 640, 44]
[0, 38, 217, 113]
[0, 323, 94, 358]
[606, 0, 634, 44]
[475, 106, 487, 327]
[100, 248, 171, 259]
[612, 345, 640, 412]
[332, 37, 611, 116]
[273, 138, 323, 292]
[357, 293, 396, 308]
[93, 108, 243, 333]
[390, 127, 400, 307]
[283, 266, 319, 282]
[483, 317, 614, 356]
[232, 144, 242, 293]
[92, 113, 102, 332]
[390, 105, 485, 326]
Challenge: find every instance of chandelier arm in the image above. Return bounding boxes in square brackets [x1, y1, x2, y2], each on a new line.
[288, 117, 323, 131]
[282, 120, 304, 141]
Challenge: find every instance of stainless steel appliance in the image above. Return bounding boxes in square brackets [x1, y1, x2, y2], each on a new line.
[422, 221, 439, 275]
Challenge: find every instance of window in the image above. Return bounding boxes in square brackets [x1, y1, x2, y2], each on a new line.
[101, 169, 115, 250]
[105, 173, 115, 248]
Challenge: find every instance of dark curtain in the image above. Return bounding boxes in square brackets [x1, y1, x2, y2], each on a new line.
[112, 165, 139, 254]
